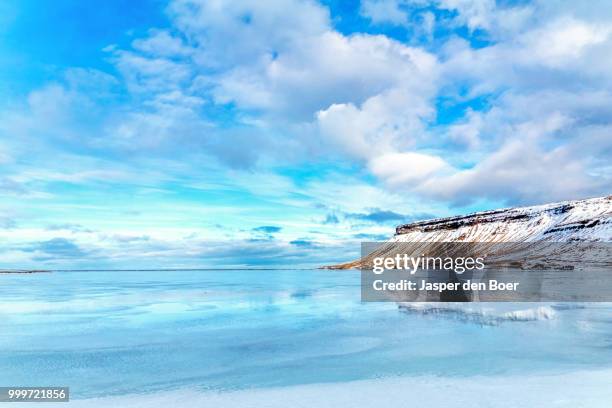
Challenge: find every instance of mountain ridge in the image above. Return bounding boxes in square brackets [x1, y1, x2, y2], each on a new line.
[393, 195, 611, 243]
[327, 195, 612, 270]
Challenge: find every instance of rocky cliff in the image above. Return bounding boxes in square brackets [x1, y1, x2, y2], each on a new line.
[329, 195, 612, 269]
[394, 195, 611, 243]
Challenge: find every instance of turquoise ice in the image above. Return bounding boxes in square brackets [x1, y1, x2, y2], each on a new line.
[1, 270, 611, 399]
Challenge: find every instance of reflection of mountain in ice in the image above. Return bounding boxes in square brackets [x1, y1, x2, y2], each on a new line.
[3, 270, 612, 403]
[395, 197, 611, 318]
[329, 195, 612, 318]
[398, 302, 558, 325]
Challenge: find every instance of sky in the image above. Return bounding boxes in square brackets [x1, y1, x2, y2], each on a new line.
[0, 0, 611, 269]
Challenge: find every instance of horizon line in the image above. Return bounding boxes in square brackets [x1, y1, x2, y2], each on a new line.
[1, 267, 326, 273]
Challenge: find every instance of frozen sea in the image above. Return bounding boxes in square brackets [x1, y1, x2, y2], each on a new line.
[1, 270, 612, 407]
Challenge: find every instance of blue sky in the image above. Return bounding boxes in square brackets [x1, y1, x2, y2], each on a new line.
[1, 0, 611, 269]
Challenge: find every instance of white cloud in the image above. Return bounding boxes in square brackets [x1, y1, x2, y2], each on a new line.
[132, 30, 193, 58]
[5, 0, 612, 215]
[168, 0, 330, 69]
[211, 31, 439, 121]
[111, 50, 192, 93]
[368, 152, 449, 186]
[100, 0, 612, 205]
[108, 0, 444, 169]
[360, 0, 531, 33]
[525, 17, 611, 67]
[360, 0, 408, 25]
[27, 84, 76, 124]
[5, 0, 612, 268]
[316, 87, 432, 161]
[302, 174, 448, 216]
[447, 109, 483, 148]
[418, 139, 604, 205]
[439, 0, 496, 31]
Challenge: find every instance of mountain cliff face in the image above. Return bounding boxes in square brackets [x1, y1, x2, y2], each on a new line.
[394, 195, 611, 243]
[329, 195, 612, 269]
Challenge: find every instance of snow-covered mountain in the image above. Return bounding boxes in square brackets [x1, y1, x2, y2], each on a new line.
[394, 195, 611, 243]
[329, 195, 612, 269]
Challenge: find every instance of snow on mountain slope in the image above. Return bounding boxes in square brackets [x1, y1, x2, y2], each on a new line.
[393, 195, 611, 243]
[328, 195, 611, 269]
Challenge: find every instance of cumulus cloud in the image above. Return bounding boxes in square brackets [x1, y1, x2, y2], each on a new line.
[12, 0, 609, 207]
[211, 30, 438, 121]
[360, 0, 409, 25]
[360, 0, 492, 30]
[419, 140, 605, 205]
[527, 17, 611, 66]
[131, 30, 193, 58]
[112, 0, 441, 164]
[3, 0, 612, 268]
[368, 152, 449, 186]
[6, 0, 611, 208]
[353, 0, 612, 204]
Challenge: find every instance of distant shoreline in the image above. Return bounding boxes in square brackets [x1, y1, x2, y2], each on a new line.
[0, 270, 51, 274]
[0, 268, 327, 273]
